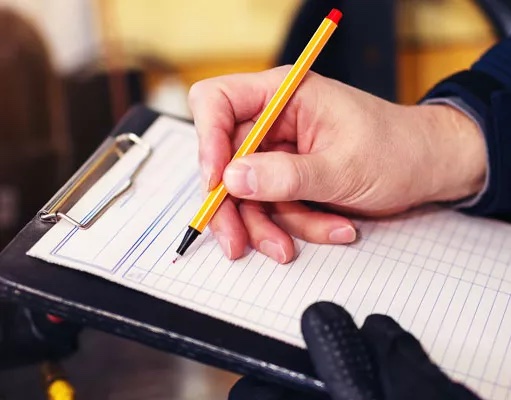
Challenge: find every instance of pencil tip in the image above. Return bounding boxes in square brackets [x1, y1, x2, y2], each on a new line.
[172, 256, 178, 264]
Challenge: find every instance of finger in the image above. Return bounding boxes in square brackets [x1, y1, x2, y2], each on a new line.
[223, 152, 330, 202]
[231, 120, 255, 154]
[301, 302, 383, 400]
[271, 202, 356, 244]
[208, 197, 248, 260]
[260, 141, 297, 153]
[188, 67, 293, 190]
[238, 201, 294, 264]
[231, 123, 298, 156]
[360, 316, 481, 400]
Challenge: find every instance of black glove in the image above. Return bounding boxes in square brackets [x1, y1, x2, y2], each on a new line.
[229, 302, 482, 400]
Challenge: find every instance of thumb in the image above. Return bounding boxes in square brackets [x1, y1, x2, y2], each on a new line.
[301, 302, 382, 400]
[223, 151, 330, 202]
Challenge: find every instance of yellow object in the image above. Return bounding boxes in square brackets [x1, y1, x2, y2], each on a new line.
[47, 379, 75, 400]
[96, 0, 298, 65]
[188, 11, 341, 232]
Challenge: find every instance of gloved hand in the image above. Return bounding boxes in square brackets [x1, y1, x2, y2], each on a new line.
[228, 302, 481, 400]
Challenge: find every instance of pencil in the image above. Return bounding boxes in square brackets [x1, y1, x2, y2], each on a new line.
[176, 8, 343, 257]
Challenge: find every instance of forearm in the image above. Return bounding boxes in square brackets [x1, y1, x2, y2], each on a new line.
[421, 36, 511, 220]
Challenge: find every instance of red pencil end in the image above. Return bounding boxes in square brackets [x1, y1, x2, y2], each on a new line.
[326, 8, 343, 24]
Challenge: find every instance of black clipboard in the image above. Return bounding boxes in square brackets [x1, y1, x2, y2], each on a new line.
[0, 105, 323, 394]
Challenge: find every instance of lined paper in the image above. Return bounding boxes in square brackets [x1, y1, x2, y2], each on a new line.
[29, 116, 511, 399]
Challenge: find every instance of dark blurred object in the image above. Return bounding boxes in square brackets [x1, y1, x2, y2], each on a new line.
[0, 8, 70, 249]
[0, 8, 80, 371]
[0, 306, 80, 369]
[474, 0, 511, 37]
[0, 150, 60, 251]
[276, 0, 397, 101]
[62, 65, 144, 171]
[277, 0, 511, 104]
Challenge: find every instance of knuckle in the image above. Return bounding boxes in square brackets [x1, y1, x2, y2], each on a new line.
[188, 79, 214, 107]
[187, 81, 203, 105]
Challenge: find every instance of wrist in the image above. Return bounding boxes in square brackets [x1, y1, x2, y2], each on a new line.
[414, 104, 487, 204]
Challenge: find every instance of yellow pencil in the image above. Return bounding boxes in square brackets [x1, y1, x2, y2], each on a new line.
[176, 8, 343, 257]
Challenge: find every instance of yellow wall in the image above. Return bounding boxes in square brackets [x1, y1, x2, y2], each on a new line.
[101, 0, 297, 63]
[98, 0, 498, 102]
[396, 0, 496, 103]
[398, 41, 495, 103]
[397, 0, 494, 44]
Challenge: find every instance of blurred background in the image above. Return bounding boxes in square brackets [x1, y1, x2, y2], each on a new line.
[0, 0, 507, 398]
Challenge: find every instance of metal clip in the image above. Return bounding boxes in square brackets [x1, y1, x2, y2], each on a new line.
[38, 133, 151, 229]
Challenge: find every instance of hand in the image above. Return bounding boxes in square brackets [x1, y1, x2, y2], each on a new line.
[189, 66, 486, 263]
[228, 302, 482, 400]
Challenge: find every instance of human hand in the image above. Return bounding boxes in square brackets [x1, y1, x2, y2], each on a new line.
[228, 302, 481, 400]
[189, 66, 486, 263]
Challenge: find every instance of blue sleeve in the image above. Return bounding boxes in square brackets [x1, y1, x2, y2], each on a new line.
[421, 36, 511, 221]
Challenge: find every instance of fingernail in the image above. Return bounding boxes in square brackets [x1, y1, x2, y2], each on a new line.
[224, 162, 257, 196]
[260, 240, 286, 263]
[329, 226, 356, 243]
[217, 235, 232, 259]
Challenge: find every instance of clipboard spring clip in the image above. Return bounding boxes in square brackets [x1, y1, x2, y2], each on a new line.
[38, 133, 151, 229]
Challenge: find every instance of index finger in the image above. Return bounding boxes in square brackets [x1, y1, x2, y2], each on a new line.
[188, 66, 291, 190]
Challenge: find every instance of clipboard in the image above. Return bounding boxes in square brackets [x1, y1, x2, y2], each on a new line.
[0, 105, 322, 394]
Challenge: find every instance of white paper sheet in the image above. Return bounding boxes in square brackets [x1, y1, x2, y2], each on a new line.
[28, 115, 511, 399]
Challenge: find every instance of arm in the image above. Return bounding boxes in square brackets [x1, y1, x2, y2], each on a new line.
[422, 36, 511, 221]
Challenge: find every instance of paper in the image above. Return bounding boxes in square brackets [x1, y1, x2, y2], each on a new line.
[28, 115, 511, 399]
